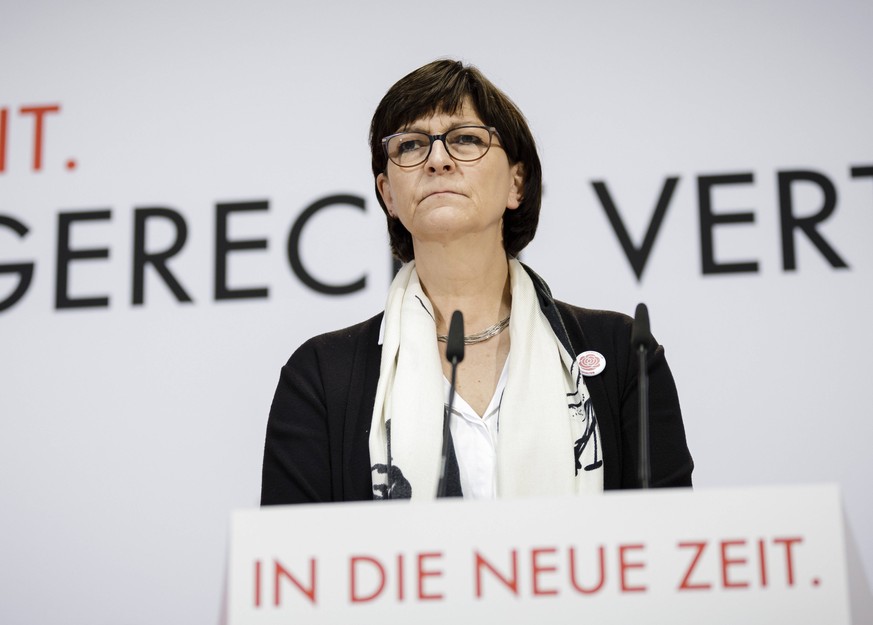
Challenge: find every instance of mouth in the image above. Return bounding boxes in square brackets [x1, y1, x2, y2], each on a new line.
[423, 190, 462, 199]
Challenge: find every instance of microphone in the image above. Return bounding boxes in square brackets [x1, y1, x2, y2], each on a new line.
[633, 303, 653, 489]
[632, 302, 652, 350]
[437, 311, 464, 498]
[445, 310, 465, 366]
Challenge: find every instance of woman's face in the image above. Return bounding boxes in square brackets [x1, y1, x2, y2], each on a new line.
[376, 98, 524, 252]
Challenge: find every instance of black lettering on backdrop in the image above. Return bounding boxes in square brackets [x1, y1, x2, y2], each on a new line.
[3, 163, 868, 316]
[697, 173, 759, 275]
[215, 201, 269, 301]
[591, 178, 679, 281]
[287, 194, 367, 295]
[777, 170, 848, 271]
[132, 207, 193, 305]
[55, 210, 111, 309]
[850, 165, 873, 186]
[0, 215, 34, 311]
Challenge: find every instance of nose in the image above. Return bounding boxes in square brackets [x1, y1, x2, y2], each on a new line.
[425, 137, 456, 173]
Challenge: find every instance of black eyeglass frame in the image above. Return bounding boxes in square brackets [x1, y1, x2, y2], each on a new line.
[381, 125, 502, 168]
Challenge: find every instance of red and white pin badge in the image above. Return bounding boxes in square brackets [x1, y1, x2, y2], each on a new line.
[577, 351, 606, 376]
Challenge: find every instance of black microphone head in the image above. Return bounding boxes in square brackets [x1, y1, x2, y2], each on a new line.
[631, 302, 652, 349]
[445, 310, 465, 364]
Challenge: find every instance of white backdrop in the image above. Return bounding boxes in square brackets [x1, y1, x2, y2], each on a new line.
[2, 1, 871, 623]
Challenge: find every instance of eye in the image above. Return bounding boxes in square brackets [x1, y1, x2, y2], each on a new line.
[392, 134, 429, 155]
[449, 132, 486, 147]
[398, 139, 424, 153]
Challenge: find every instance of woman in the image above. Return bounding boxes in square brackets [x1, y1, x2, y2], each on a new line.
[261, 59, 693, 504]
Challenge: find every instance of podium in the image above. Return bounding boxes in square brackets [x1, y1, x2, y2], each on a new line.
[226, 484, 872, 624]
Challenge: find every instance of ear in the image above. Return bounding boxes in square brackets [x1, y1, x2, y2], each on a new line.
[376, 173, 396, 218]
[506, 162, 525, 210]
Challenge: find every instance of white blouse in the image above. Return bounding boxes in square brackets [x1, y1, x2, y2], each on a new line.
[443, 359, 509, 499]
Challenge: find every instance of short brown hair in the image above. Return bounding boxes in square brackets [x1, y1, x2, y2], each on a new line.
[369, 59, 543, 262]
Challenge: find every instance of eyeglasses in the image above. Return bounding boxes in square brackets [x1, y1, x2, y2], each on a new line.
[382, 125, 501, 168]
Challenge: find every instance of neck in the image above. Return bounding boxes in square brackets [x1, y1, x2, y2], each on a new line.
[413, 238, 512, 335]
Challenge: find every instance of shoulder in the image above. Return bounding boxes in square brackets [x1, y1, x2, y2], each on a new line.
[273, 311, 384, 427]
[289, 312, 384, 366]
[521, 262, 633, 353]
[279, 313, 384, 395]
[553, 301, 633, 351]
[554, 301, 633, 333]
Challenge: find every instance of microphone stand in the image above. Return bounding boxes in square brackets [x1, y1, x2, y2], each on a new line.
[633, 303, 652, 489]
[437, 311, 464, 498]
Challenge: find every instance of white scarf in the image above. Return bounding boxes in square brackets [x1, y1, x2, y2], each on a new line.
[369, 259, 603, 500]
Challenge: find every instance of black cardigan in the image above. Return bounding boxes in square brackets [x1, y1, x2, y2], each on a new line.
[261, 269, 693, 504]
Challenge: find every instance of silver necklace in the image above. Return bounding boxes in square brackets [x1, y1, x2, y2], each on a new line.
[437, 314, 510, 345]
